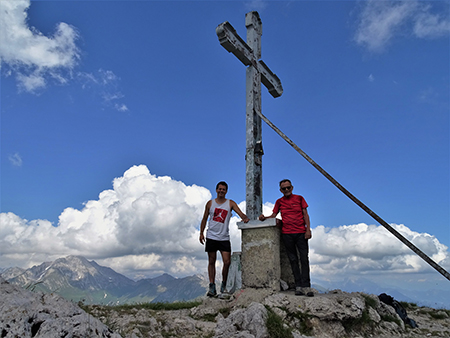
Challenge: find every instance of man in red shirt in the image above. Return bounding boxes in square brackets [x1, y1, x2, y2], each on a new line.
[259, 179, 313, 296]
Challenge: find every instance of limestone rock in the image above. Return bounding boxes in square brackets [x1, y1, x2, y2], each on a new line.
[0, 277, 121, 338]
[215, 302, 269, 338]
[308, 317, 346, 338]
[263, 293, 290, 308]
[113, 291, 449, 338]
[296, 293, 366, 321]
[4, 276, 450, 338]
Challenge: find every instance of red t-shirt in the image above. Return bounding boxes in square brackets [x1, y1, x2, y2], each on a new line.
[273, 194, 308, 234]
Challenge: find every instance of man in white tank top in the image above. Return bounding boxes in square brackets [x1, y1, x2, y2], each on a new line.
[200, 181, 249, 297]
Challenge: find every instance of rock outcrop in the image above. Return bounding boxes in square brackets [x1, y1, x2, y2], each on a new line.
[0, 277, 122, 338]
[89, 288, 450, 338]
[2, 276, 450, 338]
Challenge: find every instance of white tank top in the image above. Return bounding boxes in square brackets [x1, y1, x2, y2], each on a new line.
[206, 199, 232, 241]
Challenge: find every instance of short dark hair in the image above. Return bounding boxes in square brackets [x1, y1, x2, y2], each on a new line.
[279, 179, 292, 187]
[216, 181, 228, 190]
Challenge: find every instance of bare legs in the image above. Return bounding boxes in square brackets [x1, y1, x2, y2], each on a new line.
[207, 251, 217, 284]
[207, 251, 231, 285]
[221, 251, 231, 285]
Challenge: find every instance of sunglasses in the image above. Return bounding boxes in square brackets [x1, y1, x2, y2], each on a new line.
[281, 186, 292, 191]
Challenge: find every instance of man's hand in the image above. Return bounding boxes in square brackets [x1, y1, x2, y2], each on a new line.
[258, 214, 266, 221]
[242, 216, 250, 223]
[305, 229, 312, 240]
[199, 233, 205, 245]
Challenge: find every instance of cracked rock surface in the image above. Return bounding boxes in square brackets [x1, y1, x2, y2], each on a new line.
[2, 277, 450, 338]
[0, 277, 122, 338]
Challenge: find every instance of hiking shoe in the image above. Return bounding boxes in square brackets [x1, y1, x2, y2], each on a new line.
[303, 287, 315, 297]
[207, 283, 217, 297]
[220, 281, 227, 294]
[295, 287, 305, 296]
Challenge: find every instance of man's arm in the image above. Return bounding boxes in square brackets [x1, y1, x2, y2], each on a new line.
[259, 200, 279, 221]
[303, 208, 312, 239]
[258, 212, 277, 221]
[199, 200, 212, 244]
[230, 200, 249, 223]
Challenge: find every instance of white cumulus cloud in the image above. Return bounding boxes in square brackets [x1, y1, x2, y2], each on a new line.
[310, 223, 450, 278]
[0, 0, 80, 92]
[0, 165, 213, 278]
[1, 167, 448, 283]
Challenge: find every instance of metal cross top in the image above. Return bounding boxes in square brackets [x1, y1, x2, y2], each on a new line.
[216, 11, 283, 220]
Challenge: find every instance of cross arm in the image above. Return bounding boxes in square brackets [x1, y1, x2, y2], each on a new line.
[216, 21, 254, 66]
[216, 20, 283, 98]
[258, 60, 283, 98]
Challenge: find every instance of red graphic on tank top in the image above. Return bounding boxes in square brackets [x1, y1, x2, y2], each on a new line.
[213, 208, 228, 223]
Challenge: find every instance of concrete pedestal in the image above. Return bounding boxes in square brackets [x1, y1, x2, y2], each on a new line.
[237, 219, 280, 291]
[236, 219, 300, 291]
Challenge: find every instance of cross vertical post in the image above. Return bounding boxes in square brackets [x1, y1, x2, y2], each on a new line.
[216, 11, 283, 220]
[245, 12, 263, 220]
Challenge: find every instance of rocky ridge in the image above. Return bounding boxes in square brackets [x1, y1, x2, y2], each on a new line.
[87, 287, 450, 338]
[0, 277, 121, 338]
[2, 275, 450, 338]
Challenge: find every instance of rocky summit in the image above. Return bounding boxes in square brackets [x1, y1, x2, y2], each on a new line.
[0, 277, 121, 338]
[85, 287, 450, 338]
[2, 276, 450, 338]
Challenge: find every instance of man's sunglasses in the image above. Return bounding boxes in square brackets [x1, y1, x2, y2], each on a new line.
[281, 186, 292, 191]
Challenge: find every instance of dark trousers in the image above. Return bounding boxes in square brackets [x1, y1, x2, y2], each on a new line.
[281, 233, 311, 288]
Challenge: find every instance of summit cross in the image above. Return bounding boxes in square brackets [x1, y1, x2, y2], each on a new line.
[216, 11, 283, 220]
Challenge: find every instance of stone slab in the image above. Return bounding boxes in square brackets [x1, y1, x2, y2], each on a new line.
[237, 218, 277, 229]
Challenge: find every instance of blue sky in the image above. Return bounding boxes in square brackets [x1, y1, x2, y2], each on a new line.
[1, 0, 449, 304]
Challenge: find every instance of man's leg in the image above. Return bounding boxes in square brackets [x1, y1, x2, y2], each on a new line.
[281, 233, 302, 288]
[296, 234, 311, 288]
[207, 251, 217, 296]
[207, 251, 217, 284]
[220, 250, 231, 292]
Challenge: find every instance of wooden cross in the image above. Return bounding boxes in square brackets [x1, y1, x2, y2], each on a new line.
[216, 11, 283, 220]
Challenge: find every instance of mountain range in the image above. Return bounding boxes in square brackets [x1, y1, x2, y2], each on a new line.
[1, 255, 208, 305]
